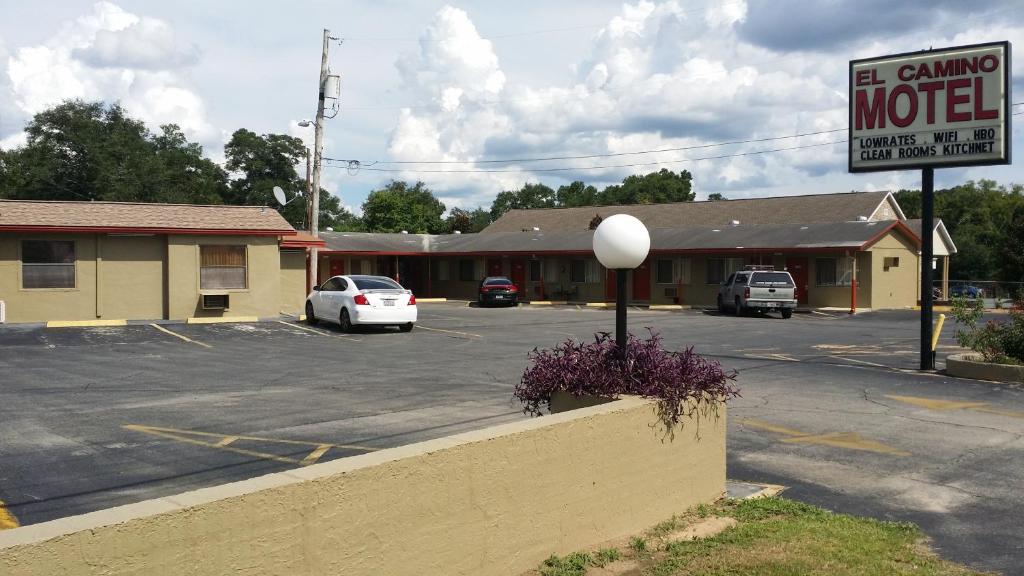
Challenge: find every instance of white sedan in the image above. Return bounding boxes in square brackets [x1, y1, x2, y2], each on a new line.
[305, 275, 417, 333]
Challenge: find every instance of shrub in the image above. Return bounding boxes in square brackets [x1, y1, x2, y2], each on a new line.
[951, 296, 1024, 364]
[513, 329, 739, 430]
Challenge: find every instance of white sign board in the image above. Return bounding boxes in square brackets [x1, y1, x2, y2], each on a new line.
[849, 41, 1011, 173]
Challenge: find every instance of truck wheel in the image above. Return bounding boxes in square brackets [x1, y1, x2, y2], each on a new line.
[781, 308, 793, 319]
[717, 295, 725, 313]
[734, 297, 744, 316]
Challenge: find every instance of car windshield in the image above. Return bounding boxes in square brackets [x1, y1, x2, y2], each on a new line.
[351, 276, 402, 290]
[485, 279, 512, 286]
[750, 272, 795, 287]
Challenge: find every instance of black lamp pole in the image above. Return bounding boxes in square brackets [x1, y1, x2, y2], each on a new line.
[616, 269, 627, 350]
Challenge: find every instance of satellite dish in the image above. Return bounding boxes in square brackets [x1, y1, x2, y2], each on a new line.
[272, 186, 287, 206]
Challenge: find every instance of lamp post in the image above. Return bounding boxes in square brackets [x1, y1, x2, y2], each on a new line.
[593, 214, 651, 351]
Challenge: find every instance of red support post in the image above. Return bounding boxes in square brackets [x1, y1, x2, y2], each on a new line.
[849, 278, 857, 315]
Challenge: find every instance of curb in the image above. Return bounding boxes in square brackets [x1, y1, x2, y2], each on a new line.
[648, 304, 688, 310]
[415, 298, 448, 303]
[946, 353, 1024, 383]
[585, 302, 613, 308]
[46, 319, 127, 328]
[725, 480, 787, 500]
[186, 316, 260, 325]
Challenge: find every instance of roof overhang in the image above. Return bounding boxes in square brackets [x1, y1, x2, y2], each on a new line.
[0, 226, 296, 236]
[859, 220, 921, 250]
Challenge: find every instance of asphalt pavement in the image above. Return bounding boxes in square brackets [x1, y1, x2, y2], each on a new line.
[0, 304, 1021, 574]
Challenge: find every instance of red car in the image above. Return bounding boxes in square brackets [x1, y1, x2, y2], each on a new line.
[478, 276, 519, 307]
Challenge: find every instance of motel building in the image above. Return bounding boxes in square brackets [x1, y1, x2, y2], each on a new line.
[0, 191, 956, 325]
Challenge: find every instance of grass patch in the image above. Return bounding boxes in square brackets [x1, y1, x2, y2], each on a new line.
[528, 497, 989, 576]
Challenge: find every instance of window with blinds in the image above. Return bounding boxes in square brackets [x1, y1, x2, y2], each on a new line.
[200, 245, 247, 290]
[22, 240, 76, 288]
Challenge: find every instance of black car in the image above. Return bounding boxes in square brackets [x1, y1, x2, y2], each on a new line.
[478, 277, 519, 307]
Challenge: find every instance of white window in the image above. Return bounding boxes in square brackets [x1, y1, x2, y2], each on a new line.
[585, 259, 600, 283]
[434, 260, 450, 281]
[22, 240, 76, 289]
[679, 258, 692, 284]
[706, 257, 743, 284]
[200, 245, 247, 290]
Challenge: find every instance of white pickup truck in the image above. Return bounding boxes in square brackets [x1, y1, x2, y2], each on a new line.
[717, 268, 798, 319]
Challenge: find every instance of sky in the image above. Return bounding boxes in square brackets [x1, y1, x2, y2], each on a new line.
[1, 0, 1022, 215]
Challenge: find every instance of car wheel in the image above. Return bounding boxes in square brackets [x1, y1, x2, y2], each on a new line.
[400, 322, 414, 332]
[781, 308, 793, 319]
[478, 295, 485, 307]
[717, 295, 725, 313]
[734, 297, 744, 316]
[305, 302, 317, 325]
[339, 308, 353, 333]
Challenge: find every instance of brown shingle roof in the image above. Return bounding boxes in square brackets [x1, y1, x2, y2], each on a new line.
[0, 200, 295, 235]
[482, 191, 893, 233]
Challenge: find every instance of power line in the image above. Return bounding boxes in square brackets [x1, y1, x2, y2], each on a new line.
[328, 139, 849, 174]
[325, 128, 847, 166]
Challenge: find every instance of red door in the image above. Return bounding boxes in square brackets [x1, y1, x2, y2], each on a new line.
[329, 258, 345, 277]
[510, 259, 526, 292]
[487, 258, 503, 277]
[632, 259, 651, 301]
[786, 258, 808, 304]
[605, 269, 617, 301]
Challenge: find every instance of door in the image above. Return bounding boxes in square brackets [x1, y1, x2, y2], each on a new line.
[786, 258, 808, 305]
[487, 258, 503, 277]
[605, 268, 617, 301]
[329, 258, 345, 278]
[632, 259, 651, 301]
[510, 259, 526, 292]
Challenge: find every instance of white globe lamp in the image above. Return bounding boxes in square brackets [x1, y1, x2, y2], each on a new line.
[592, 214, 650, 351]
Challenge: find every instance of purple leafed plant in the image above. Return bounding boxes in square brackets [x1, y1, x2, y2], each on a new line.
[514, 329, 739, 431]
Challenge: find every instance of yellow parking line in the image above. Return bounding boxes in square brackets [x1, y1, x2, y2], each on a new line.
[0, 499, 19, 531]
[275, 320, 361, 342]
[300, 444, 333, 466]
[124, 424, 378, 466]
[150, 324, 213, 349]
[46, 319, 128, 328]
[743, 418, 909, 456]
[416, 325, 482, 339]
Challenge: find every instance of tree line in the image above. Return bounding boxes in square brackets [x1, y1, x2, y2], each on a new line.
[1, 101, 1019, 282]
[895, 181, 1024, 283]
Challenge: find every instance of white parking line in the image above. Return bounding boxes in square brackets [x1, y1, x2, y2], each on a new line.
[150, 324, 213, 349]
[275, 321, 362, 342]
[416, 325, 482, 339]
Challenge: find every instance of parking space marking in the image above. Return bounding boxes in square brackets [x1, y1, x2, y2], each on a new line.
[828, 356, 889, 368]
[0, 499, 19, 530]
[124, 424, 377, 466]
[743, 353, 799, 362]
[887, 395, 1024, 419]
[416, 325, 482, 339]
[743, 418, 910, 456]
[149, 323, 212, 348]
[276, 321, 362, 342]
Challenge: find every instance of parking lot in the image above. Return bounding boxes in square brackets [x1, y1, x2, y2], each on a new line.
[1, 303, 1022, 573]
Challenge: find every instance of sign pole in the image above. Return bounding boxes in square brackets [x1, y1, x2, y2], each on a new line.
[920, 167, 935, 370]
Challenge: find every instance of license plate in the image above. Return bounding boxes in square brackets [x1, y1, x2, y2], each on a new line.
[495, 295, 505, 299]
[383, 300, 395, 307]
[766, 302, 778, 307]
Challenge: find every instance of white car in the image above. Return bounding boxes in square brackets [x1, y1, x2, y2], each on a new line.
[305, 275, 417, 333]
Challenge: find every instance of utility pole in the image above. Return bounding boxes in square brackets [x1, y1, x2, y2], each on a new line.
[308, 28, 331, 292]
[304, 149, 312, 229]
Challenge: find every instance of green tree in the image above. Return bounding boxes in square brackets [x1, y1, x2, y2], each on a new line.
[600, 169, 694, 204]
[361, 180, 446, 233]
[0, 100, 227, 205]
[708, 192, 726, 201]
[556, 181, 599, 207]
[223, 128, 355, 230]
[445, 207, 491, 233]
[489, 182, 556, 220]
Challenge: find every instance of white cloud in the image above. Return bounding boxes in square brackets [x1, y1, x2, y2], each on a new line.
[4, 2, 212, 144]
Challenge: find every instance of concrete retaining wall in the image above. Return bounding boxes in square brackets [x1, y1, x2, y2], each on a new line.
[0, 396, 726, 576]
[947, 353, 1024, 383]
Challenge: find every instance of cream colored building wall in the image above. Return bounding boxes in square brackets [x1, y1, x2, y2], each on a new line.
[167, 235, 281, 320]
[99, 235, 165, 320]
[869, 232, 919, 309]
[0, 234, 99, 323]
[0, 397, 726, 576]
[279, 251, 307, 316]
[805, 253, 872, 309]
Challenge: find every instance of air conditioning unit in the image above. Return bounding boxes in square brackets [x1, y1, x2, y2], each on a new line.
[202, 294, 230, 310]
[663, 287, 677, 298]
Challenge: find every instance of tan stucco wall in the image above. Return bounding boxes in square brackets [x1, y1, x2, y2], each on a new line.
[869, 232, 919, 309]
[0, 234, 99, 323]
[99, 235, 165, 320]
[0, 397, 726, 576]
[279, 251, 307, 315]
[167, 235, 281, 320]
